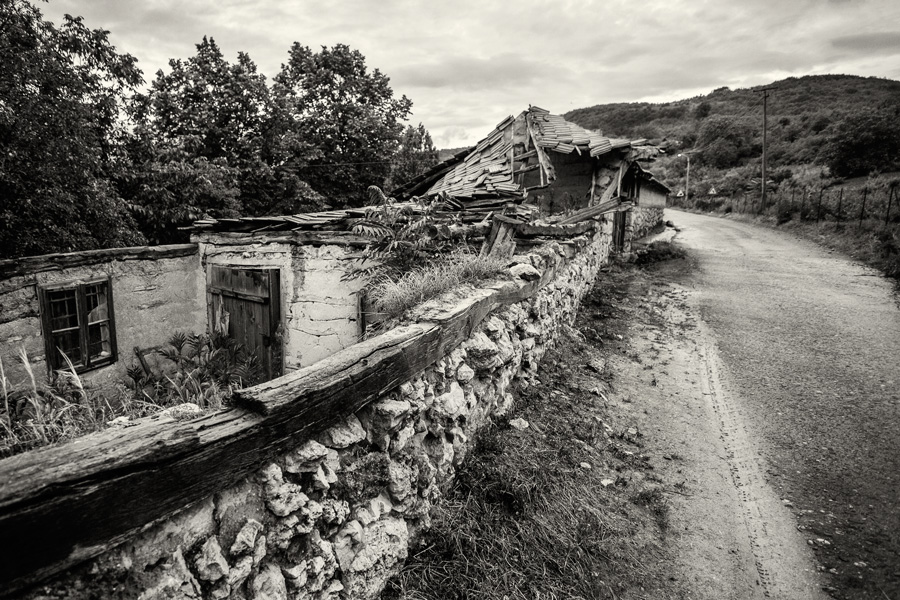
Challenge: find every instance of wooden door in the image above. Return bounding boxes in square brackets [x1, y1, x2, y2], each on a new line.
[613, 211, 627, 252]
[207, 266, 282, 382]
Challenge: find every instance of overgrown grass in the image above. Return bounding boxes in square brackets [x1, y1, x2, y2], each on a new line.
[367, 250, 510, 319]
[780, 219, 900, 279]
[0, 351, 161, 458]
[0, 332, 254, 458]
[634, 241, 687, 266]
[383, 323, 673, 600]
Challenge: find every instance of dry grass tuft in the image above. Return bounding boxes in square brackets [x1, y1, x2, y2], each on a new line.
[367, 250, 510, 319]
[0, 353, 160, 458]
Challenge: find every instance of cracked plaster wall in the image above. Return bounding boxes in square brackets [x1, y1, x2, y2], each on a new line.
[0, 254, 205, 387]
[25, 220, 627, 600]
[199, 241, 364, 374]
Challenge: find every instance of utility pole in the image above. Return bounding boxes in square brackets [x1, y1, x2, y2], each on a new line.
[756, 87, 775, 212]
[678, 152, 694, 206]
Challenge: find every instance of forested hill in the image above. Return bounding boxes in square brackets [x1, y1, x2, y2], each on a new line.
[564, 75, 900, 187]
[565, 75, 900, 143]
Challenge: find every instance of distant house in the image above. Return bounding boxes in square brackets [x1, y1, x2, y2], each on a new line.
[392, 106, 669, 248]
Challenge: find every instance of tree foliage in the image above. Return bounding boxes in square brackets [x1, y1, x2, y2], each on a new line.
[822, 109, 900, 178]
[275, 43, 412, 207]
[1, 2, 427, 257]
[0, 0, 145, 257]
[125, 37, 323, 243]
[387, 123, 439, 191]
[696, 116, 758, 169]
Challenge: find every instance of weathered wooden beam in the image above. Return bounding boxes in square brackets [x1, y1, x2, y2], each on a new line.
[557, 198, 630, 225]
[512, 149, 538, 162]
[514, 221, 595, 238]
[0, 244, 198, 280]
[194, 232, 372, 248]
[480, 218, 517, 259]
[512, 163, 540, 176]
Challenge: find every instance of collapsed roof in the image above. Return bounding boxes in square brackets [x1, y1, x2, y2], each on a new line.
[391, 106, 664, 206]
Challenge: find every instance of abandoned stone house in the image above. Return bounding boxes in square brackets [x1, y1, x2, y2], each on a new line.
[0, 107, 674, 599]
[0, 107, 668, 390]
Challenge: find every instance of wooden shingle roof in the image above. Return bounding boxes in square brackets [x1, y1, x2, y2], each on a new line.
[415, 107, 652, 202]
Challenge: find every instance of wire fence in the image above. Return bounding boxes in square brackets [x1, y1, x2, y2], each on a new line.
[681, 180, 900, 229]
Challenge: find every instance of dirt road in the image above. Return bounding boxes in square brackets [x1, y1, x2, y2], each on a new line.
[666, 210, 900, 600]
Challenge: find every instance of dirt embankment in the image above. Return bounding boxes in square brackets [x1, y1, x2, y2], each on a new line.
[384, 246, 827, 600]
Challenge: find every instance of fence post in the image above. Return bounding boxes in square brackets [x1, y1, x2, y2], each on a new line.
[836, 188, 843, 221]
[859, 187, 868, 230]
[800, 189, 806, 219]
[887, 185, 895, 226]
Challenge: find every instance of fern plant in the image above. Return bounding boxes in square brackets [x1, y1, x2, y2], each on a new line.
[347, 186, 467, 282]
[127, 331, 260, 408]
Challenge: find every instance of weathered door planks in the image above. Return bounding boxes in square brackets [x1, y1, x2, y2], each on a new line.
[207, 266, 282, 381]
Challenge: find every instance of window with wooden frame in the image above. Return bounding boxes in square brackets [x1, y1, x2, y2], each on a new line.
[39, 278, 117, 373]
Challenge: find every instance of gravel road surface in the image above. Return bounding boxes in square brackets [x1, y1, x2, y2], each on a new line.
[668, 209, 900, 600]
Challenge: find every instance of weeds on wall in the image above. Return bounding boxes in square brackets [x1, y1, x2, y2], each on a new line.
[366, 249, 509, 320]
[349, 186, 510, 322]
[0, 332, 259, 458]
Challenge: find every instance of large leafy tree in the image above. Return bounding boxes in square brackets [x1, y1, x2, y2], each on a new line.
[275, 43, 413, 207]
[126, 38, 322, 243]
[0, 0, 145, 258]
[387, 123, 439, 191]
[821, 109, 900, 178]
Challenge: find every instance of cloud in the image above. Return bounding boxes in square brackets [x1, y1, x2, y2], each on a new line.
[393, 54, 575, 92]
[42, 0, 900, 148]
[831, 31, 900, 55]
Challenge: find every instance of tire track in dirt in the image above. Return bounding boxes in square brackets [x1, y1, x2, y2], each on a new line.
[695, 321, 827, 600]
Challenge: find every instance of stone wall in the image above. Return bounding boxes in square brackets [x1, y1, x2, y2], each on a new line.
[21, 221, 614, 600]
[629, 206, 665, 244]
[0, 246, 204, 387]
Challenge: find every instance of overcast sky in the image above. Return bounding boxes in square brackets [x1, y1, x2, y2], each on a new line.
[46, 0, 900, 149]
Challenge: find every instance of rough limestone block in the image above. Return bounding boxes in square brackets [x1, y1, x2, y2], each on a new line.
[261, 463, 309, 517]
[250, 562, 287, 600]
[281, 561, 308, 589]
[194, 536, 229, 583]
[230, 519, 263, 556]
[463, 331, 502, 371]
[139, 547, 201, 599]
[227, 555, 253, 589]
[214, 480, 267, 555]
[319, 414, 366, 448]
[456, 363, 475, 384]
[124, 497, 216, 575]
[510, 263, 541, 281]
[371, 399, 412, 435]
[433, 381, 466, 419]
[283, 440, 330, 473]
[333, 520, 364, 572]
[387, 461, 413, 502]
[341, 518, 410, 600]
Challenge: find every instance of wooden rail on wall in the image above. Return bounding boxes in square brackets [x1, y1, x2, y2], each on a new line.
[0, 231, 586, 597]
[0, 244, 199, 280]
